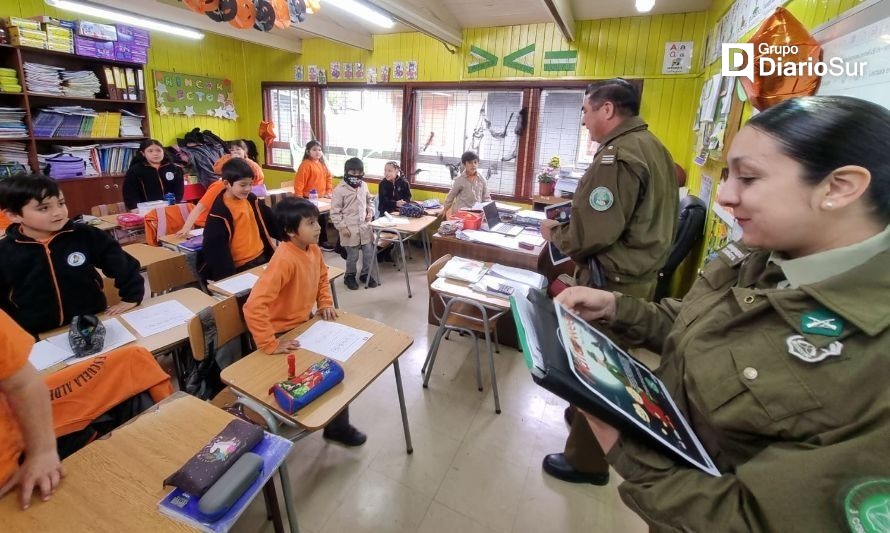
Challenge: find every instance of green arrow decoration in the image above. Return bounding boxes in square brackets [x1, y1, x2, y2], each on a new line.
[503, 44, 535, 74]
[543, 50, 578, 72]
[468, 46, 498, 73]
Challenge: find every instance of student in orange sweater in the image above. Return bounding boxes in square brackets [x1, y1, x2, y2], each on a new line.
[178, 141, 265, 237]
[293, 140, 335, 251]
[243, 196, 366, 446]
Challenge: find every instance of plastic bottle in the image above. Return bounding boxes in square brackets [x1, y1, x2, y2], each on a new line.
[164, 192, 175, 205]
[308, 188, 319, 206]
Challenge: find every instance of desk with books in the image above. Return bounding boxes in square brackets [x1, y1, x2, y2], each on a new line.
[0, 393, 292, 532]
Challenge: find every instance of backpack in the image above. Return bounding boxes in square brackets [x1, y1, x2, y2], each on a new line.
[0, 162, 27, 179]
[398, 201, 424, 218]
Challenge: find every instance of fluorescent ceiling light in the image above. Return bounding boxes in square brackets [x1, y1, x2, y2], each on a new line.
[45, 0, 205, 40]
[635, 0, 655, 12]
[324, 0, 395, 29]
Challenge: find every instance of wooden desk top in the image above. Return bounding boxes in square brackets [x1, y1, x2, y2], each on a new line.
[123, 243, 182, 269]
[39, 288, 218, 368]
[371, 214, 439, 234]
[264, 188, 331, 214]
[432, 232, 543, 268]
[221, 311, 413, 430]
[208, 263, 346, 297]
[90, 214, 122, 231]
[532, 195, 567, 207]
[431, 276, 511, 310]
[0, 394, 242, 531]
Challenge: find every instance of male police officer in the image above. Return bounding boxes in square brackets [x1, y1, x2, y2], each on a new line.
[540, 78, 678, 484]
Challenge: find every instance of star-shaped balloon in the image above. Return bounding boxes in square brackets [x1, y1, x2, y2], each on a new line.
[184, 105, 196, 118]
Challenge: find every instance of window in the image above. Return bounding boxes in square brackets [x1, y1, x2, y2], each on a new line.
[535, 90, 598, 177]
[265, 87, 312, 169]
[322, 88, 403, 177]
[413, 89, 523, 196]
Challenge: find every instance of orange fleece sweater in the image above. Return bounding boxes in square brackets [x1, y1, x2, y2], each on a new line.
[243, 241, 333, 353]
[293, 159, 333, 198]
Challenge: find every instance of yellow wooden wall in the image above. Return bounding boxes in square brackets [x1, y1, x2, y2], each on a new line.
[1, 0, 299, 175]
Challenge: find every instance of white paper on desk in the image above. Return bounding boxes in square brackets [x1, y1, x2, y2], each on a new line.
[214, 272, 259, 294]
[29, 340, 72, 371]
[188, 228, 204, 237]
[297, 321, 373, 362]
[374, 216, 410, 227]
[462, 229, 519, 250]
[120, 300, 195, 338]
[37, 318, 137, 368]
[489, 263, 547, 289]
[517, 234, 545, 247]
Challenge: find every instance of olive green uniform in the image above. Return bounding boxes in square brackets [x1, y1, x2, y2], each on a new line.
[603, 229, 890, 531]
[549, 116, 678, 473]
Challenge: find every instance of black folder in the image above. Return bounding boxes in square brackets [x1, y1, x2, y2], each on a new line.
[511, 289, 720, 476]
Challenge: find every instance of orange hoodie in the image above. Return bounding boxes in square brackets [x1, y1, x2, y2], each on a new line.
[0, 310, 31, 487]
[243, 241, 333, 353]
[293, 159, 333, 198]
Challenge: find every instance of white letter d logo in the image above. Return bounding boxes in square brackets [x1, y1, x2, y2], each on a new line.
[722, 43, 754, 83]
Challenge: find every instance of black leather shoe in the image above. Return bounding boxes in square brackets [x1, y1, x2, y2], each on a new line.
[542, 453, 609, 485]
[564, 406, 573, 426]
[359, 273, 368, 283]
[367, 278, 378, 288]
[344, 275, 359, 290]
[323, 424, 367, 447]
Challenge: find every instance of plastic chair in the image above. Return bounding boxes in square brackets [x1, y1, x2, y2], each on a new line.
[146, 253, 199, 296]
[422, 254, 506, 414]
[187, 297, 247, 362]
[92, 202, 144, 244]
[143, 203, 195, 246]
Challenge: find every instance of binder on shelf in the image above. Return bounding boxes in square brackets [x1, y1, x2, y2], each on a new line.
[111, 66, 126, 98]
[102, 66, 118, 99]
[124, 68, 137, 101]
[135, 68, 145, 100]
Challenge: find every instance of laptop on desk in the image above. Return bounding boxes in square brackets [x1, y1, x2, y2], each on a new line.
[482, 201, 523, 237]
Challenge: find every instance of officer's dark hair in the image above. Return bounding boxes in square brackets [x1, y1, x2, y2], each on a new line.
[0, 173, 62, 215]
[274, 196, 319, 235]
[344, 157, 364, 175]
[461, 151, 479, 164]
[221, 157, 255, 185]
[748, 95, 890, 223]
[585, 78, 640, 117]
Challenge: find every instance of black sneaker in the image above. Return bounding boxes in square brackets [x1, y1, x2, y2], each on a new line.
[344, 275, 359, 290]
[367, 278, 379, 288]
[323, 424, 367, 447]
[359, 273, 368, 283]
[320, 242, 336, 252]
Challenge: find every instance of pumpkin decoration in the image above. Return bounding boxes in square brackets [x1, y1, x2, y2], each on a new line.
[270, 0, 291, 29]
[184, 0, 220, 14]
[254, 0, 276, 31]
[740, 7, 822, 111]
[287, 0, 307, 23]
[206, 0, 238, 21]
[229, 0, 257, 29]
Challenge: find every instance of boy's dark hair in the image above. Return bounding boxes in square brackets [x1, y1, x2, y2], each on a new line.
[274, 196, 320, 235]
[461, 151, 479, 164]
[0, 173, 62, 215]
[344, 157, 364, 175]
[585, 78, 640, 117]
[221, 158, 255, 184]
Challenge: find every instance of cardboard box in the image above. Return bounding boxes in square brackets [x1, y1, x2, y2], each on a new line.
[114, 42, 148, 63]
[45, 25, 73, 39]
[75, 20, 117, 41]
[2, 17, 41, 30]
[116, 24, 149, 42]
[10, 36, 47, 49]
[8, 27, 47, 41]
[32, 16, 76, 29]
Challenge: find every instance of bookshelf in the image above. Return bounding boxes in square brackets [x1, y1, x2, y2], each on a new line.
[0, 42, 150, 215]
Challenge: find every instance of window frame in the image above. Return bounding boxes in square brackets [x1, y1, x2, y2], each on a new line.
[260, 80, 644, 202]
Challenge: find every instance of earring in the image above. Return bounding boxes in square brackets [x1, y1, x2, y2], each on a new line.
[825, 202, 834, 209]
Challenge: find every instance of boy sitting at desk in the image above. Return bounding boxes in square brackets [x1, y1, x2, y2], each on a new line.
[243, 197, 366, 446]
[0, 174, 143, 335]
[200, 159, 280, 282]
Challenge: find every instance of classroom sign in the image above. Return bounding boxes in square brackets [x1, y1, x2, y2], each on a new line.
[153, 70, 238, 120]
[663, 42, 694, 74]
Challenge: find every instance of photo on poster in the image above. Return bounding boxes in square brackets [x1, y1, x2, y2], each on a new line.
[294, 65, 304, 81]
[330, 62, 341, 80]
[393, 61, 405, 79]
[554, 301, 720, 476]
[354, 62, 364, 79]
[308, 65, 318, 82]
[344, 62, 353, 79]
[380, 65, 390, 83]
[367, 67, 377, 84]
[407, 60, 418, 80]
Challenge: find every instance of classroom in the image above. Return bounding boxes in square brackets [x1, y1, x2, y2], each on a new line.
[1, 0, 889, 531]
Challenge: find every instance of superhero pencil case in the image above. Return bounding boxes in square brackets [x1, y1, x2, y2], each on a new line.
[268, 358, 344, 414]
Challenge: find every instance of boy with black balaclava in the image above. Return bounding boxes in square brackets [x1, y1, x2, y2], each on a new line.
[330, 157, 378, 290]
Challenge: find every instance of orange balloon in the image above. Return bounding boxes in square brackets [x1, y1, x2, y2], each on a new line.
[259, 121, 277, 145]
[229, 0, 257, 29]
[184, 0, 220, 14]
[740, 7, 822, 111]
[271, 0, 290, 29]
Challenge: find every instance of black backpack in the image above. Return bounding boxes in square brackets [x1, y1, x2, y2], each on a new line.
[398, 201, 424, 218]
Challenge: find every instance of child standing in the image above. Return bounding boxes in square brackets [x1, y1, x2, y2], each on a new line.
[377, 161, 412, 218]
[293, 140, 335, 250]
[0, 174, 143, 335]
[442, 150, 491, 217]
[243, 197, 366, 446]
[330, 158, 378, 290]
[122, 139, 184, 210]
[200, 159, 280, 281]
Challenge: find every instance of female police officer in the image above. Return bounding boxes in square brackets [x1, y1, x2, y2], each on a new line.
[556, 95, 890, 531]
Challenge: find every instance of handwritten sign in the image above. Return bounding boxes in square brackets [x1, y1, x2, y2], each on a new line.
[153, 70, 237, 120]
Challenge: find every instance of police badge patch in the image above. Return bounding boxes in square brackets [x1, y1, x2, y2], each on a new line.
[589, 187, 614, 211]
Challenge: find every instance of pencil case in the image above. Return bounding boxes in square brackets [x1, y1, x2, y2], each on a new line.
[116, 213, 144, 228]
[268, 358, 344, 414]
[163, 419, 263, 496]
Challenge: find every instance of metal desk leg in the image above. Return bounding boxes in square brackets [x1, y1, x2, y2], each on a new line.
[397, 232, 412, 298]
[367, 228, 381, 289]
[262, 479, 286, 533]
[330, 280, 340, 308]
[421, 229, 432, 268]
[392, 359, 413, 454]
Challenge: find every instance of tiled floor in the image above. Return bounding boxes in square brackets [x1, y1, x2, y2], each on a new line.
[230, 247, 648, 533]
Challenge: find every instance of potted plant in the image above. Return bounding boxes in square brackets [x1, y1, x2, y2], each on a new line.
[537, 156, 560, 196]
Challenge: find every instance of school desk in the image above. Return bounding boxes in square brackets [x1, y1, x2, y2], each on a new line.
[123, 242, 183, 270]
[264, 188, 331, 214]
[367, 214, 439, 297]
[38, 288, 218, 374]
[0, 393, 292, 533]
[208, 263, 347, 308]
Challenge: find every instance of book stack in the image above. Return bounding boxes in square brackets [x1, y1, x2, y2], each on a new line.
[0, 68, 22, 94]
[5, 18, 46, 49]
[32, 106, 98, 138]
[91, 111, 122, 137]
[43, 22, 74, 54]
[23, 62, 64, 95]
[0, 142, 31, 167]
[120, 110, 144, 137]
[0, 108, 28, 138]
[93, 142, 139, 174]
[61, 70, 101, 98]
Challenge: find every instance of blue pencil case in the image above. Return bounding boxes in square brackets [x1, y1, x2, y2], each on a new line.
[268, 358, 344, 414]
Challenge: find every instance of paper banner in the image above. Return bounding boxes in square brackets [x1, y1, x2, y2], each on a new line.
[153, 70, 237, 120]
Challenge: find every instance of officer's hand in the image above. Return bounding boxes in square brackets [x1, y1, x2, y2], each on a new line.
[555, 286, 617, 323]
[540, 219, 559, 240]
[578, 409, 620, 454]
